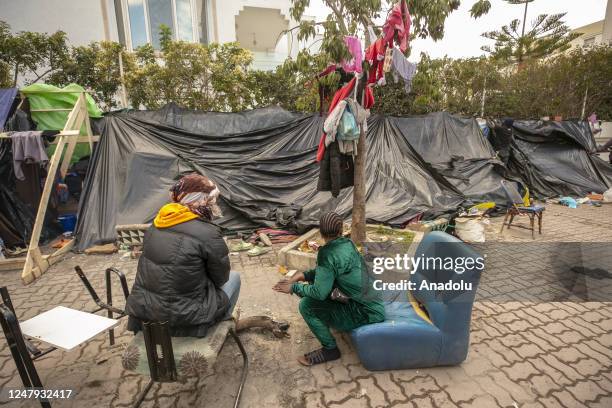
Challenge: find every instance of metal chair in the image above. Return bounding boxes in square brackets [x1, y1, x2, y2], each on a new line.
[126, 320, 249, 408]
[0, 274, 127, 408]
[499, 180, 545, 238]
[0, 287, 52, 408]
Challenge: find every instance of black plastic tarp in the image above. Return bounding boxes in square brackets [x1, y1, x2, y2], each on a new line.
[391, 112, 509, 204]
[0, 139, 62, 249]
[489, 120, 612, 198]
[76, 105, 469, 250]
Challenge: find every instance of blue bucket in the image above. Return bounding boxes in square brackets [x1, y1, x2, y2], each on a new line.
[58, 214, 77, 233]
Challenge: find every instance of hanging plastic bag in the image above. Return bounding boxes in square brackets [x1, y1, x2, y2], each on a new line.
[337, 105, 360, 141]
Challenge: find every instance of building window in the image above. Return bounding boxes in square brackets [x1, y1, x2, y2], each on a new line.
[583, 36, 595, 47]
[123, 0, 201, 50]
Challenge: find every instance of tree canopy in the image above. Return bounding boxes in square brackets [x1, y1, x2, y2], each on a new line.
[481, 0, 579, 63]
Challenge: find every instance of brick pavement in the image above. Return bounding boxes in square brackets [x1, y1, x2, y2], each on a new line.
[0, 203, 610, 407]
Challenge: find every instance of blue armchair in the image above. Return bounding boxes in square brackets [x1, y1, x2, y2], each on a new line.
[350, 232, 483, 371]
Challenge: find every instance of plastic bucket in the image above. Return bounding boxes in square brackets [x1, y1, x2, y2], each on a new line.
[58, 214, 77, 233]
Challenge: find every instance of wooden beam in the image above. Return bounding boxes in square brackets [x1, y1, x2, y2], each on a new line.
[21, 92, 86, 285]
[0, 257, 26, 272]
[60, 95, 86, 179]
[50, 135, 99, 145]
[30, 108, 74, 112]
[82, 94, 94, 152]
[46, 239, 75, 265]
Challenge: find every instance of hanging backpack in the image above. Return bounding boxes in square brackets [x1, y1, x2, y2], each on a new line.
[337, 104, 360, 141]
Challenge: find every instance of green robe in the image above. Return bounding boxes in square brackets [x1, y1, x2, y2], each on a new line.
[292, 237, 385, 348]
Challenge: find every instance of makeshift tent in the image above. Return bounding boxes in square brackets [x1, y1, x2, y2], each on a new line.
[75, 104, 466, 250]
[21, 83, 102, 166]
[391, 112, 509, 204]
[489, 120, 612, 198]
[0, 88, 18, 129]
[21, 83, 102, 130]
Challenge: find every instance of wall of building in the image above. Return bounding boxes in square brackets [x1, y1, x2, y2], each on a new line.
[0, 0, 119, 45]
[603, 0, 612, 44]
[569, 20, 604, 50]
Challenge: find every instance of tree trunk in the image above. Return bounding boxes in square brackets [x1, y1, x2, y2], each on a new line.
[351, 31, 371, 244]
[351, 126, 367, 243]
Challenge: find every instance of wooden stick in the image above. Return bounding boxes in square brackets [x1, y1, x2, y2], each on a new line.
[30, 108, 74, 112]
[59, 95, 86, 178]
[82, 94, 94, 152]
[21, 93, 85, 285]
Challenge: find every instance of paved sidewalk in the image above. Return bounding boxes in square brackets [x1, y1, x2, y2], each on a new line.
[0, 204, 611, 407]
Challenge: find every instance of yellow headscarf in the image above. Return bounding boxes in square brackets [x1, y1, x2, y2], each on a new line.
[153, 203, 198, 228]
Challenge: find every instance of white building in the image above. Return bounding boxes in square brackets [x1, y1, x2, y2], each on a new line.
[567, 0, 612, 50]
[0, 0, 320, 71]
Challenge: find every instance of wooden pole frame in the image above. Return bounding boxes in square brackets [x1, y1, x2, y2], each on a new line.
[19, 92, 91, 284]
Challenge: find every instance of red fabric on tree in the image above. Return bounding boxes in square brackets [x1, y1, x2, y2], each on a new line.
[383, 0, 411, 53]
[315, 78, 374, 162]
[365, 38, 388, 85]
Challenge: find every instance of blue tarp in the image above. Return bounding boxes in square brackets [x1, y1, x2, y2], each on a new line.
[0, 88, 18, 129]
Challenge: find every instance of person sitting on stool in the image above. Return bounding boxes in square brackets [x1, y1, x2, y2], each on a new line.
[125, 173, 240, 337]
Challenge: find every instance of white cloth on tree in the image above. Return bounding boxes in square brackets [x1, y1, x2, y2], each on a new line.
[390, 47, 417, 93]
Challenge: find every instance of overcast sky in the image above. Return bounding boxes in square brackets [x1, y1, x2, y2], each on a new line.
[304, 0, 608, 61]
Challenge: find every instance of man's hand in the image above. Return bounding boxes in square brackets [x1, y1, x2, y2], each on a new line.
[273, 280, 293, 294]
[287, 271, 306, 284]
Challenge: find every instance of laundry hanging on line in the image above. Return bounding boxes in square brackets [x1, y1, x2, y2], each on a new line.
[10, 131, 48, 181]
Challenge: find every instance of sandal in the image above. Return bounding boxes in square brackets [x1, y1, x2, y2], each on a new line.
[246, 245, 272, 257]
[297, 347, 341, 366]
[229, 240, 254, 252]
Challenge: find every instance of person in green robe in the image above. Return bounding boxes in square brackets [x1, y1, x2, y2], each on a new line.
[273, 212, 385, 366]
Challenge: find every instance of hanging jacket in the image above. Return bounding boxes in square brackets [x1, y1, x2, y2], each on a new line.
[126, 217, 231, 337]
[317, 140, 355, 197]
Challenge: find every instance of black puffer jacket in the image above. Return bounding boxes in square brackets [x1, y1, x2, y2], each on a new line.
[126, 219, 230, 337]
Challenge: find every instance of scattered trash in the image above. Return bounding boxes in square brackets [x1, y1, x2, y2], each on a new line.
[587, 193, 603, 201]
[4, 246, 27, 257]
[604, 188, 612, 203]
[366, 233, 389, 242]
[278, 265, 288, 275]
[455, 217, 488, 243]
[576, 197, 590, 205]
[298, 240, 321, 253]
[558, 197, 578, 208]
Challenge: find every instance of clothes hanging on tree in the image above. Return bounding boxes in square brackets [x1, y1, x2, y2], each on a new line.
[390, 47, 417, 93]
[341, 36, 363, 74]
[316, 64, 354, 115]
[383, 0, 411, 53]
[11, 131, 48, 181]
[323, 98, 369, 156]
[317, 140, 355, 197]
[316, 78, 374, 162]
[365, 37, 388, 85]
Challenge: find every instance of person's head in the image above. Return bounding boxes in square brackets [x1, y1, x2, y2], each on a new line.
[170, 173, 222, 220]
[319, 212, 343, 242]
